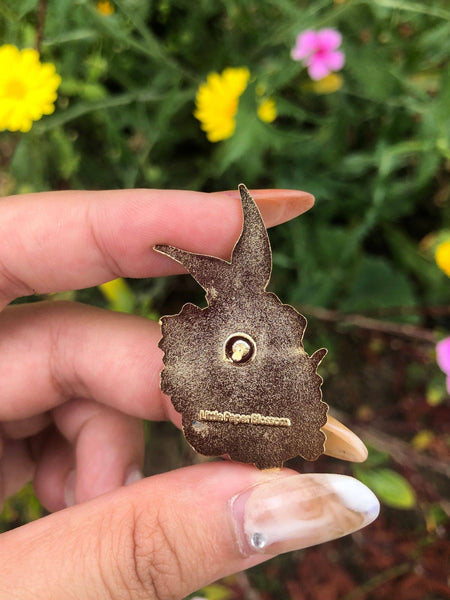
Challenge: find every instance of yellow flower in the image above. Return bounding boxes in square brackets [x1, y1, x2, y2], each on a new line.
[309, 73, 343, 94]
[0, 45, 61, 133]
[257, 98, 277, 123]
[99, 278, 135, 312]
[194, 67, 250, 142]
[435, 241, 450, 277]
[96, 0, 115, 15]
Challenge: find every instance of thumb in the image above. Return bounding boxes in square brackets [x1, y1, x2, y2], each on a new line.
[0, 462, 379, 600]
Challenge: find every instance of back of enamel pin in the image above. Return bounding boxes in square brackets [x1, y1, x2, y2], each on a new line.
[154, 184, 328, 469]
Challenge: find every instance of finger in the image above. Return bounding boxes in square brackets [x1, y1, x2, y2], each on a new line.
[53, 398, 145, 505]
[32, 402, 144, 512]
[33, 427, 74, 512]
[0, 301, 167, 421]
[323, 415, 368, 462]
[0, 463, 379, 600]
[0, 188, 314, 306]
[0, 413, 52, 439]
[0, 439, 35, 505]
[0, 302, 368, 465]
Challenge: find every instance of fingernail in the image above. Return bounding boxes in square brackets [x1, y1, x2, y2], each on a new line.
[124, 467, 144, 486]
[323, 416, 368, 462]
[213, 189, 315, 223]
[64, 470, 76, 508]
[231, 474, 379, 556]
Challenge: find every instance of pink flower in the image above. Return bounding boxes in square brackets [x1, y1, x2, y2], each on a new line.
[436, 337, 450, 393]
[291, 28, 345, 81]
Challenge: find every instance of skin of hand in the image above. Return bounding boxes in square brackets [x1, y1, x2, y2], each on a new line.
[0, 188, 380, 600]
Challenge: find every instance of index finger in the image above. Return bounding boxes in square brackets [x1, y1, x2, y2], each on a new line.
[0, 188, 313, 307]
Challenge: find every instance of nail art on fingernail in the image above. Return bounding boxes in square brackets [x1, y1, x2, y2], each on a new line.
[230, 473, 380, 556]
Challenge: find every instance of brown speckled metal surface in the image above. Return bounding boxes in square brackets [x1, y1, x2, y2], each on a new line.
[154, 184, 328, 469]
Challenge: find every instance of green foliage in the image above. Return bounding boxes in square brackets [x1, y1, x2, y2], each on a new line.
[1, 0, 448, 318]
[0, 4, 448, 596]
[355, 466, 417, 509]
[354, 449, 417, 509]
[193, 583, 233, 600]
[339, 256, 417, 312]
[0, 484, 43, 532]
[99, 277, 136, 312]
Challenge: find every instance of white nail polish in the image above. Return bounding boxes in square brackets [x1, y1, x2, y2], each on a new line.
[64, 470, 76, 508]
[124, 467, 144, 486]
[231, 473, 380, 556]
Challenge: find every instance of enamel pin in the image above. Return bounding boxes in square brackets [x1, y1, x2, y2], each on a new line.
[154, 184, 328, 469]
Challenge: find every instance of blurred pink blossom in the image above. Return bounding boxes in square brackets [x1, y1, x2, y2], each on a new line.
[291, 28, 345, 80]
[436, 337, 450, 393]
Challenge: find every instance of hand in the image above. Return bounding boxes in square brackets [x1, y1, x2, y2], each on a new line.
[0, 188, 379, 599]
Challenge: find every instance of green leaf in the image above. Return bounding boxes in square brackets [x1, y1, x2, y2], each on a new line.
[363, 447, 390, 469]
[6, 0, 38, 19]
[340, 257, 417, 313]
[355, 468, 416, 509]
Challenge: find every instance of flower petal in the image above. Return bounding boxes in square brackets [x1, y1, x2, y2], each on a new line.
[324, 50, 345, 71]
[292, 30, 318, 60]
[436, 337, 450, 375]
[317, 28, 342, 51]
[257, 98, 277, 123]
[194, 67, 249, 142]
[0, 44, 60, 132]
[435, 241, 450, 277]
[307, 58, 331, 81]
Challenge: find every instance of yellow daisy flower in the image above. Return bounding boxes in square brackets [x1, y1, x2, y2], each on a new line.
[0, 45, 61, 133]
[435, 241, 450, 277]
[309, 73, 343, 94]
[257, 98, 277, 123]
[96, 0, 115, 16]
[194, 67, 250, 142]
[99, 277, 135, 313]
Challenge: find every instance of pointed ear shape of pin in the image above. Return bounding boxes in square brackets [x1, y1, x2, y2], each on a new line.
[230, 184, 272, 291]
[153, 244, 231, 303]
[154, 184, 272, 300]
[154, 184, 331, 469]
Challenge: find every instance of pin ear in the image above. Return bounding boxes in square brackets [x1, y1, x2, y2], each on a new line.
[310, 347, 327, 370]
[154, 185, 272, 300]
[230, 184, 272, 292]
[154, 244, 230, 296]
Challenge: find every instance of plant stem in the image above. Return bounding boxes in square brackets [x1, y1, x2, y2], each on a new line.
[301, 304, 437, 343]
[36, 0, 48, 53]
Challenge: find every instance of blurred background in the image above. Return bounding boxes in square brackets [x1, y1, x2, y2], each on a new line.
[0, 1, 449, 598]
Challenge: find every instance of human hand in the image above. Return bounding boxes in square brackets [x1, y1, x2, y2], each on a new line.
[0, 188, 379, 599]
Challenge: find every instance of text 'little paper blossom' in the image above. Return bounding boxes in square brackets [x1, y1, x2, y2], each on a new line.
[292, 29, 345, 81]
[436, 337, 450, 394]
[0, 45, 61, 132]
[194, 67, 250, 142]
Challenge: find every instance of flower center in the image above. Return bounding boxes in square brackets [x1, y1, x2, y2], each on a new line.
[314, 45, 328, 59]
[5, 78, 27, 100]
[225, 99, 238, 117]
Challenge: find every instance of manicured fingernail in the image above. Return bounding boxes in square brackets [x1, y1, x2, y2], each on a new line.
[213, 189, 315, 223]
[231, 474, 379, 556]
[64, 470, 76, 508]
[124, 467, 144, 486]
[323, 415, 368, 462]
